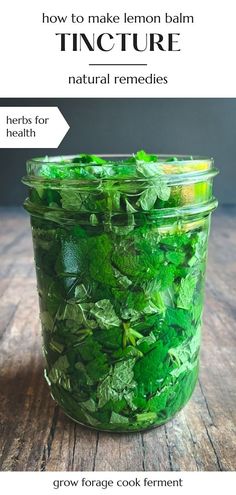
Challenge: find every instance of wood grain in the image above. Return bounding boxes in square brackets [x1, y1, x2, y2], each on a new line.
[0, 206, 235, 472]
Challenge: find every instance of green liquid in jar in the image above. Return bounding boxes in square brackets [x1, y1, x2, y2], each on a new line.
[23, 151, 218, 432]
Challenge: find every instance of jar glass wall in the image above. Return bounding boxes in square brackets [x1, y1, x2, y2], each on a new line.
[23, 153, 218, 432]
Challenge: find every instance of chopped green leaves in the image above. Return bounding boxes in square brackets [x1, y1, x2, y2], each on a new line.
[37, 220, 208, 430]
[110, 411, 129, 424]
[29, 151, 210, 431]
[136, 179, 170, 210]
[90, 300, 120, 329]
[177, 273, 198, 310]
[97, 359, 136, 409]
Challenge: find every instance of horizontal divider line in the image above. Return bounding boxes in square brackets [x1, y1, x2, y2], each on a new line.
[89, 63, 148, 66]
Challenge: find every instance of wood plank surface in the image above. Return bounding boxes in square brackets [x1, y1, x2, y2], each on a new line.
[0, 206, 235, 472]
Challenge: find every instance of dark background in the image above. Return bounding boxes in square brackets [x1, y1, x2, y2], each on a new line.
[0, 98, 235, 205]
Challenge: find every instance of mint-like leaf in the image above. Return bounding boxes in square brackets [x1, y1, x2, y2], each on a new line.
[90, 299, 120, 329]
[177, 274, 197, 310]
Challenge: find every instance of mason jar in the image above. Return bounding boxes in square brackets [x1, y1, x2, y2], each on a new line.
[22, 153, 218, 432]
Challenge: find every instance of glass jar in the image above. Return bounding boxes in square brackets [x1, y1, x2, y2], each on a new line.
[22, 153, 218, 432]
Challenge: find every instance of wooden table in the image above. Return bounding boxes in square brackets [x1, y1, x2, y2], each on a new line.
[0, 207, 235, 472]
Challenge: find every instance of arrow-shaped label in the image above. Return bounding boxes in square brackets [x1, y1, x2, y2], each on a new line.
[0, 107, 70, 148]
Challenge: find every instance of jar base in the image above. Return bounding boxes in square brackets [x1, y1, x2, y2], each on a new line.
[48, 369, 198, 433]
[62, 411, 175, 433]
[51, 395, 194, 434]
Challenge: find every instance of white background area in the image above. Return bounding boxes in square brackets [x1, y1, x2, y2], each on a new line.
[0, 0, 235, 97]
[1, 472, 236, 495]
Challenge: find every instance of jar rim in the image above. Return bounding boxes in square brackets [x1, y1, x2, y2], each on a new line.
[23, 153, 218, 188]
[22, 154, 218, 189]
[23, 153, 219, 218]
[26, 153, 213, 168]
[27, 153, 213, 160]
